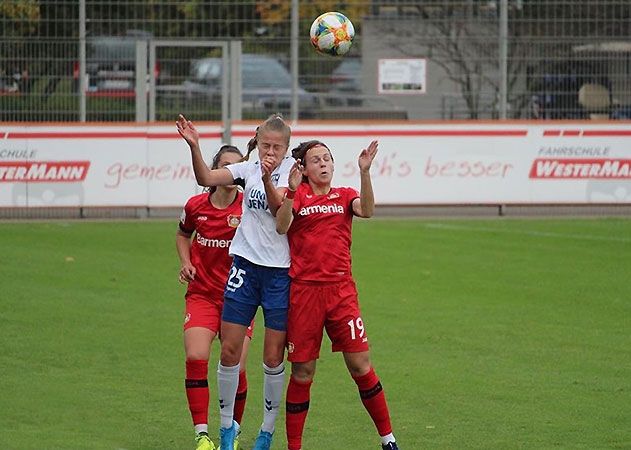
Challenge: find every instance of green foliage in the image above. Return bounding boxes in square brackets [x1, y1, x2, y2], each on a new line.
[0, 218, 630, 449]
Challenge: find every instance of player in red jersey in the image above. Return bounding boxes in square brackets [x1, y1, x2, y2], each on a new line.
[276, 140, 400, 450]
[177, 145, 252, 450]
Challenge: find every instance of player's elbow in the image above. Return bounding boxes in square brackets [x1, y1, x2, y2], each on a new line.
[276, 223, 289, 235]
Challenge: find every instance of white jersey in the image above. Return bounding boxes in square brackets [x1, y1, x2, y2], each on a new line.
[226, 156, 292, 268]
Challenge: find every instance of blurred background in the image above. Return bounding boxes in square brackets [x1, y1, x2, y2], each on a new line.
[1, 0, 631, 123]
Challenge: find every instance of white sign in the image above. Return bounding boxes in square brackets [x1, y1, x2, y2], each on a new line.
[1, 123, 631, 207]
[378, 58, 426, 94]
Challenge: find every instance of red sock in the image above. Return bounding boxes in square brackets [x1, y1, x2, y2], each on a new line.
[233, 370, 248, 425]
[352, 367, 393, 437]
[185, 359, 209, 426]
[285, 376, 312, 450]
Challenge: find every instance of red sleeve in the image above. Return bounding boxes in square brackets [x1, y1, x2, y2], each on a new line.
[346, 187, 360, 213]
[179, 198, 196, 234]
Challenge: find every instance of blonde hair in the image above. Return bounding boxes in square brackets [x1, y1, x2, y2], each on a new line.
[242, 113, 291, 161]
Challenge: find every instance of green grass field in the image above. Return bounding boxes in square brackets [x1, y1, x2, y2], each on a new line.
[1, 218, 630, 449]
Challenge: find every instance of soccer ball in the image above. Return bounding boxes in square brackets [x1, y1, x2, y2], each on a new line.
[309, 12, 355, 56]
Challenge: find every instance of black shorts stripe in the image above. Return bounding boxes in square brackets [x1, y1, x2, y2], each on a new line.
[359, 381, 383, 400]
[286, 400, 310, 414]
[185, 379, 209, 388]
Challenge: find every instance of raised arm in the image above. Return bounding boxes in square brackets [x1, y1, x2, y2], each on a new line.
[352, 140, 378, 218]
[276, 159, 302, 234]
[176, 114, 234, 187]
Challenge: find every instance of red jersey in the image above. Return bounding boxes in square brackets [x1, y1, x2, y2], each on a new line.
[287, 183, 359, 282]
[179, 191, 243, 299]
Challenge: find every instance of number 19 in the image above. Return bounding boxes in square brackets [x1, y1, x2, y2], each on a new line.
[347, 317, 364, 340]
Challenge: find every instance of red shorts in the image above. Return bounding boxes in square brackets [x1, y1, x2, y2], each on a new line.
[287, 279, 369, 363]
[184, 293, 254, 338]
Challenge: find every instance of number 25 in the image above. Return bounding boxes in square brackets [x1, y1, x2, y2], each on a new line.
[227, 267, 246, 290]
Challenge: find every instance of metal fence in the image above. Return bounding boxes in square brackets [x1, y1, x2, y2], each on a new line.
[1, 0, 631, 122]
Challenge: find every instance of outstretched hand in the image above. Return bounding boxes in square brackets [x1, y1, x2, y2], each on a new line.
[176, 114, 199, 149]
[358, 140, 378, 172]
[288, 159, 303, 191]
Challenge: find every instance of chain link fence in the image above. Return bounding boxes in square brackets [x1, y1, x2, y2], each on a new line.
[1, 1, 630, 121]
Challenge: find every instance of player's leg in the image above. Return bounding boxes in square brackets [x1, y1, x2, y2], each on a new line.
[217, 320, 250, 450]
[286, 361, 316, 450]
[234, 324, 253, 427]
[329, 279, 399, 449]
[218, 256, 261, 450]
[285, 280, 326, 450]
[231, 323, 254, 449]
[253, 265, 291, 450]
[343, 351, 398, 449]
[184, 295, 221, 450]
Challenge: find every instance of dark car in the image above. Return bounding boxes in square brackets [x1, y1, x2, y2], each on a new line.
[73, 31, 159, 97]
[528, 59, 610, 119]
[181, 54, 320, 117]
[327, 58, 363, 106]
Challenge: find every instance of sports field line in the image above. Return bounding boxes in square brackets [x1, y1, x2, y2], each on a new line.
[424, 222, 631, 243]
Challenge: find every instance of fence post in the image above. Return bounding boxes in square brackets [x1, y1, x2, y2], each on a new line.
[499, 0, 508, 119]
[290, 0, 299, 122]
[79, 0, 86, 122]
[135, 40, 148, 122]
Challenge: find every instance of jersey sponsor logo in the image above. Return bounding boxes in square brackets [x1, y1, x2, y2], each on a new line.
[247, 188, 268, 210]
[196, 233, 232, 248]
[298, 204, 345, 216]
[197, 216, 208, 221]
[227, 214, 241, 228]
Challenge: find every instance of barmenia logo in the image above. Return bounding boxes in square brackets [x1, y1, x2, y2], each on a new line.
[0, 161, 90, 182]
[529, 158, 631, 179]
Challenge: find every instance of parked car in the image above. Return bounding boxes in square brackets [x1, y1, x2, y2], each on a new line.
[326, 58, 363, 106]
[73, 30, 160, 97]
[528, 59, 611, 119]
[180, 54, 320, 118]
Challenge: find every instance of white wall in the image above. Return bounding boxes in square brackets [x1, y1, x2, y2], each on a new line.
[1, 122, 631, 208]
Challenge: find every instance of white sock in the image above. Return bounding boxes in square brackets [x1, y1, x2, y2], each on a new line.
[260, 362, 285, 433]
[381, 433, 396, 445]
[194, 424, 208, 435]
[217, 362, 240, 429]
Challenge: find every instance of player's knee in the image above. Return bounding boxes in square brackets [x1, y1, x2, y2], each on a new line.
[345, 352, 371, 377]
[291, 362, 315, 382]
[185, 350, 208, 361]
[220, 343, 242, 366]
[262, 352, 284, 368]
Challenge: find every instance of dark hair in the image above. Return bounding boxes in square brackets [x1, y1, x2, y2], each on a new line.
[207, 144, 243, 193]
[290, 140, 333, 183]
[243, 113, 291, 161]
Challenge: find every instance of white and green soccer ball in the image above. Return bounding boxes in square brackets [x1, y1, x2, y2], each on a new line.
[309, 12, 355, 56]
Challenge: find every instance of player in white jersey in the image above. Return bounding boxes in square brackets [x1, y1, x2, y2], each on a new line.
[177, 113, 293, 450]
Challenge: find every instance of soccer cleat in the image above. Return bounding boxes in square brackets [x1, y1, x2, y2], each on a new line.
[219, 422, 236, 450]
[233, 423, 241, 450]
[382, 442, 399, 450]
[194, 432, 215, 450]
[252, 429, 273, 450]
